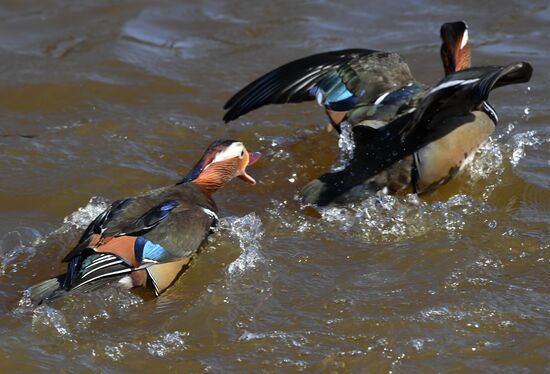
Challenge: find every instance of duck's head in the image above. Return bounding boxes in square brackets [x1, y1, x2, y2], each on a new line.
[180, 139, 261, 193]
[440, 21, 471, 75]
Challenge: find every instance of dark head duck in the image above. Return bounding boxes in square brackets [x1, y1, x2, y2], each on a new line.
[440, 21, 471, 75]
[222, 21, 532, 205]
[27, 140, 261, 304]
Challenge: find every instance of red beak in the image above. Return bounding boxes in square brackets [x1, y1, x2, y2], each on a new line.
[247, 152, 261, 166]
[238, 151, 261, 185]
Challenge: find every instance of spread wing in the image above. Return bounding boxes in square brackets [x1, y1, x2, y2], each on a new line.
[301, 61, 533, 206]
[223, 49, 415, 122]
[400, 61, 533, 141]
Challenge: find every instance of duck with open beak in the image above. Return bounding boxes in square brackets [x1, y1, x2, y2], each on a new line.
[238, 149, 261, 185]
[27, 139, 261, 304]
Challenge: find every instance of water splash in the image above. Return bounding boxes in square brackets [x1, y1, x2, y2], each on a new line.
[222, 213, 265, 277]
[467, 137, 504, 182]
[5, 197, 111, 290]
[301, 194, 488, 243]
[331, 121, 355, 172]
[409, 337, 434, 351]
[0, 227, 41, 275]
[508, 130, 545, 167]
[31, 305, 74, 341]
[60, 196, 111, 231]
[146, 331, 189, 357]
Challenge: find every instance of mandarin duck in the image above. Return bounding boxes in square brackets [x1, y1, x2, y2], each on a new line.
[222, 21, 532, 205]
[28, 140, 260, 304]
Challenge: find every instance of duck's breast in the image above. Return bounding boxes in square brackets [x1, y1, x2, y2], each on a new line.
[414, 111, 495, 193]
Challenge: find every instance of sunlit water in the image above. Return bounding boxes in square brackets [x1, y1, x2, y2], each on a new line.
[0, 0, 548, 372]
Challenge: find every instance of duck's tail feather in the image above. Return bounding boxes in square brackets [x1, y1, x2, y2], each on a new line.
[27, 274, 67, 305]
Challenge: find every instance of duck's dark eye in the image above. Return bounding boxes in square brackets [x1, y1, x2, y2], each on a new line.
[240, 150, 244, 157]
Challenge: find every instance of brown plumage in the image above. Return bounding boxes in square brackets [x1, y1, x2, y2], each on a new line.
[27, 140, 261, 304]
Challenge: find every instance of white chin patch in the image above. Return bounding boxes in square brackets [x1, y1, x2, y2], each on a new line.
[211, 142, 244, 163]
[460, 29, 469, 49]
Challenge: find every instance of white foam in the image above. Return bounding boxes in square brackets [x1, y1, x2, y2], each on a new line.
[0, 227, 41, 275]
[303, 193, 488, 244]
[222, 213, 265, 277]
[146, 331, 189, 357]
[61, 196, 111, 231]
[509, 130, 544, 167]
[331, 121, 355, 172]
[31, 305, 73, 341]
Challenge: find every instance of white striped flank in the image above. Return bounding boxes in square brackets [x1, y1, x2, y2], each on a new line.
[80, 258, 124, 279]
[314, 88, 324, 105]
[73, 268, 132, 290]
[88, 254, 117, 266]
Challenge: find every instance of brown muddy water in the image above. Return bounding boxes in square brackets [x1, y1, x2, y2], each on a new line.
[0, 0, 548, 372]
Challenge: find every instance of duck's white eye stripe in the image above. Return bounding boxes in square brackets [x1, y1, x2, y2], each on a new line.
[212, 142, 244, 163]
[460, 29, 469, 49]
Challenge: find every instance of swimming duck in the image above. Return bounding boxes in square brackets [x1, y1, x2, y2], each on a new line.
[28, 140, 261, 304]
[223, 22, 532, 205]
[301, 62, 532, 205]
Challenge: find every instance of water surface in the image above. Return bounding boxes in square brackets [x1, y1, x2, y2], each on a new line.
[0, 0, 548, 372]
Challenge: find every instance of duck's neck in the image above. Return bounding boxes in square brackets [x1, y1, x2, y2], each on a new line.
[191, 162, 236, 195]
[441, 45, 471, 75]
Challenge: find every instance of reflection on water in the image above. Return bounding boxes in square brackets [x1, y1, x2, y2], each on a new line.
[0, 0, 548, 372]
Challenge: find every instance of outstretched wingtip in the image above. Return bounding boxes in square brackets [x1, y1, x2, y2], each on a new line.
[222, 109, 237, 123]
[513, 61, 533, 82]
[494, 61, 533, 89]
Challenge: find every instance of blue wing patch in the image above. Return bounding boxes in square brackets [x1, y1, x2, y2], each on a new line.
[159, 200, 178, 216]
[310, 72, 358, 111]
[134, 236, 174, 263]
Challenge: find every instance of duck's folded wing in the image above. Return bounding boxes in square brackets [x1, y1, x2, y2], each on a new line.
[223, 49, 415, 122]
[61, 199, 182, 290]
[63, 199, 179, 262]
[141, 205, 217, 294]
